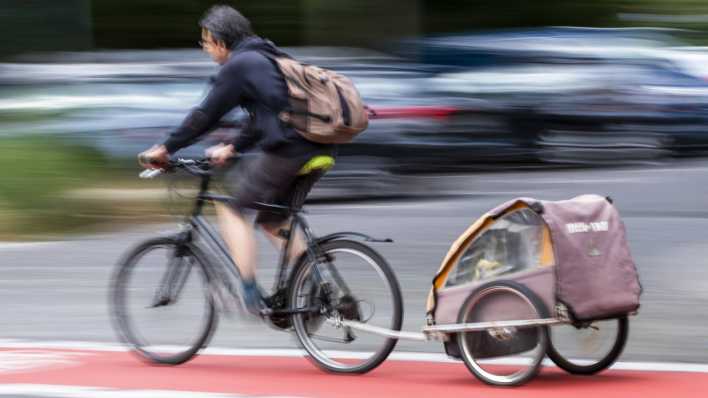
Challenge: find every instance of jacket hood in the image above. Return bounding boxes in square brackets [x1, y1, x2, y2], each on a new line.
[231, 36, 287, 58]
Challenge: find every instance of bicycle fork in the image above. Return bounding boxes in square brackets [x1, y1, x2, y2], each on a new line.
[149, 247, 193, 308]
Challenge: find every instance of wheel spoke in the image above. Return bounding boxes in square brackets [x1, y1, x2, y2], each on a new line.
[290, 240, 402, 374]
[457, 282, 548, 386]
[547, 316, 629, 375]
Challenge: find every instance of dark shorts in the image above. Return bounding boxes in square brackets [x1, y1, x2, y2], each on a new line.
[223, 152, 317, 226]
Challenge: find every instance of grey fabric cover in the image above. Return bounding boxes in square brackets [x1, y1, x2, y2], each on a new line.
[434, 194, 641, 324]
[435, 267, 555, 325]
[492, 195, 641, 321]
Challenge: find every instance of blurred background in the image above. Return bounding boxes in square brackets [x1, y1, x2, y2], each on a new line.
[0, 0, 707, 364]
[4, 0, 708, 237]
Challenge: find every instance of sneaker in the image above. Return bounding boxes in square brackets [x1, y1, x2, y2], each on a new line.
[241, 279, 266, 317]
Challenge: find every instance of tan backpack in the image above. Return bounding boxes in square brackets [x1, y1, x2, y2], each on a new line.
[267, 56, 369, 144]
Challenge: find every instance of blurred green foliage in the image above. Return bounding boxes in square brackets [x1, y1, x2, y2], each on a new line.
[0, 135, 110, 237]
[4, 0, 708, 57]
[92, 0, 303, 49]
[0, 0, 92, 55]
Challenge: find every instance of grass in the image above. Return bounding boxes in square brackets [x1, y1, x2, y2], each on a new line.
[0, 133, 229, 240]
[0, 134, 112, 238]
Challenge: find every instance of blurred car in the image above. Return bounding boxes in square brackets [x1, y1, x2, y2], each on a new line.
[4, 29, 708, 198]
[396, 27, 708, 164]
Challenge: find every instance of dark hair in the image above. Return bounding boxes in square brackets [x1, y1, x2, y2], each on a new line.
[199, 5, 253, 48]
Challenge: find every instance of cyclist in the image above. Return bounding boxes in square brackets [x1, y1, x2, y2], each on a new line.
[139, 5, 335, 315]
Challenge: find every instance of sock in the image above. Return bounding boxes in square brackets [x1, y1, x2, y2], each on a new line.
[242, 278, 259, 298]
[243, 277, 256, 288]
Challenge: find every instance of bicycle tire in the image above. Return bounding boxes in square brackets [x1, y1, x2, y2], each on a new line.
[289, 239, 403, 374]
[456, 280, 549, 387]
[110, 237, 218, 365]
[547, 316, 629, 375]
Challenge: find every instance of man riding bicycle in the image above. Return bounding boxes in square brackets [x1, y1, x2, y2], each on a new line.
[139, 5, 335, 315]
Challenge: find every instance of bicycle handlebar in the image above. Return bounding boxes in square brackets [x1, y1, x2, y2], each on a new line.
[139, 157, 214, 179]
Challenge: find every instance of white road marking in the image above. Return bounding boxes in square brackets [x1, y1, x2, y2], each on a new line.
[0, 350, 88, 373]
[0, 242, 63, 251]
[623, 166, 708, 174]
[0, 384, 304, 398]
[0, 339, 706, 373]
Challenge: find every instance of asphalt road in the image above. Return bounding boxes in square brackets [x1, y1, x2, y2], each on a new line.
[1, 159, 707, 364]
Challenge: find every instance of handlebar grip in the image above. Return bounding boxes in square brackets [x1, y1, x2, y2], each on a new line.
[139, 169, 163, 179]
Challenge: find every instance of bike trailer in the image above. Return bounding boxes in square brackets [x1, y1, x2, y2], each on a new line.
[426, 194, 641, 358]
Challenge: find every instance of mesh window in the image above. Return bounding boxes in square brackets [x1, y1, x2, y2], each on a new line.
[447, 208, 546, 287]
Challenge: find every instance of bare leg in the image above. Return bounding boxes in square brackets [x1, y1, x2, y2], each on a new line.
[261, 221, 307, 266]
[215, 203, 257, 280]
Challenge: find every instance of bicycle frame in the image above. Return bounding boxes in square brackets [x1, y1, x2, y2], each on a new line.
[142, 157, 394, 322]
[165, 161, 350, 316]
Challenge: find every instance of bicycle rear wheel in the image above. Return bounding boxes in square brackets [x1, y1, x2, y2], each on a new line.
[289, 239, 403, 374]
[110, 237, 217, 365]
[547, 316, 628, 375]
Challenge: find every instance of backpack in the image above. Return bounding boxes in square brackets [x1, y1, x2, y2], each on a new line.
[262, 53, 369, 144]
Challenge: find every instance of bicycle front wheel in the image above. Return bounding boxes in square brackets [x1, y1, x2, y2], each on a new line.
[110, 237, 217, 365]
[289, 239, 403, 374]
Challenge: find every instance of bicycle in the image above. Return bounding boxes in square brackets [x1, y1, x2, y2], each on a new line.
[109, 156, 404, 374]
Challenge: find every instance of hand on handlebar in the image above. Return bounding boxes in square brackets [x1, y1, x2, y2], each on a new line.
[206, 143, 235, 167]
[138, 145, 170, 169]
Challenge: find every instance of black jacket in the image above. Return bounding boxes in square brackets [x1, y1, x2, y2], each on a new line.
[163, 37, 333, 161]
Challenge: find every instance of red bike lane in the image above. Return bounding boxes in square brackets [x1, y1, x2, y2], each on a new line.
[0, 346, 703, 397]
